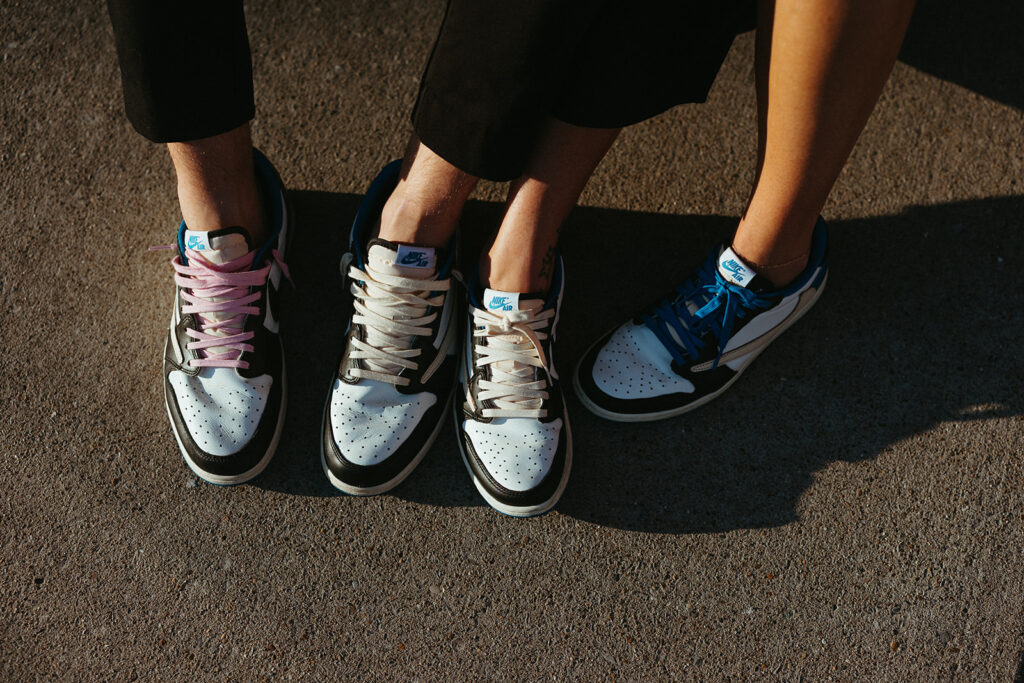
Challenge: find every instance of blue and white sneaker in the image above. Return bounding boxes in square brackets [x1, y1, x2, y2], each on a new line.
[321, 161, 461, 495]
[575, 218, 828, 422]
[455, 257, 572, 517]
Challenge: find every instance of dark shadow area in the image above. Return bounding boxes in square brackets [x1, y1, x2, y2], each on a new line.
[555, 195, 1022, 533]
[251, 190, 360, 499]
[260, 190, 1023, 536]
[899, 0, 1024, 110]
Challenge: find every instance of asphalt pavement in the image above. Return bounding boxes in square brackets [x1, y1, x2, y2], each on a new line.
[2, 0, 1022, 679]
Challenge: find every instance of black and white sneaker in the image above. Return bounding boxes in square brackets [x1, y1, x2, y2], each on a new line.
[575, 217, 828, 422]
[161, 150, 292, 485]
[455, 257, 572, 517]
[321, 161, 460, 495]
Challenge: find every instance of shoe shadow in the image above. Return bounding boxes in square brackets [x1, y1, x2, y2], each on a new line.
[250, 190, 360, 499]
[554, 196, 1022, 533]
[258, 191, 1023, 537]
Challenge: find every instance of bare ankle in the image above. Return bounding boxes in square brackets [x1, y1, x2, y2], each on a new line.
[481, 244, 554, 295]
[176, 176, 265, 243]
[168, 124, 267, 247]
[730, 244, 809, 288]
[732, 213, 817, 288]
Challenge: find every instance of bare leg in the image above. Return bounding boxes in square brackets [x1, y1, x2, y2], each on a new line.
[733, 0, 916, 287]
[378, 135, 478, 248]
[167, 122, 266, 245]
[482, 118, 620, 293]
[379, 121, 618, 293]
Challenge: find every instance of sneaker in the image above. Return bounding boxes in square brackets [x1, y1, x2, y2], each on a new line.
[455, 257, 572, 517]
[321, 161, 460, 495]
[575, 217, 828, 422]
[161, 150, 292, 485]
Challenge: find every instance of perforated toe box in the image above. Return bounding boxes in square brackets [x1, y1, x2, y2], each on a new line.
[327, 379, 436, 467]
[168, 368, 272, 456]
[463, 417, 562, 492]
[591, 323, 695, 399]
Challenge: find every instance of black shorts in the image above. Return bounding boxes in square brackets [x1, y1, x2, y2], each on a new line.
[108, 0, 754, 179]
[414, 0, 755, 179]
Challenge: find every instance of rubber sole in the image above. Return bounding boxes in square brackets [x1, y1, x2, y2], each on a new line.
[574, 273, 828, 423]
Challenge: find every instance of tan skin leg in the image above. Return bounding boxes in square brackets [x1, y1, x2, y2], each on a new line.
[167, 122, 266, 245]
[482, 119, 619, 293]
[379, 120, 618, 294]
[379, 135, 479, 248]
[733, 0, 917, 287]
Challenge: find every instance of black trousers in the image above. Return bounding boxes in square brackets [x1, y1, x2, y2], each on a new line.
[108, 0, 254, 144]
[108, 1, 754, 180]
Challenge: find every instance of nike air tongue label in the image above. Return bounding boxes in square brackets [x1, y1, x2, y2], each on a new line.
[395, 244, 436, 270]
[183, 230, 212, 252]
[484, 289, 519, 313]
[718, 247, 756, 287]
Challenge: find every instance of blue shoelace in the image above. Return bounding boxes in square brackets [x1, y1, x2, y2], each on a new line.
[642, 252, 773, 370]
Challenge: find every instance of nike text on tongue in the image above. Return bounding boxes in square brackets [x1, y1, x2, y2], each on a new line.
[184, 231, 212, 251]
[484, 289, 520, 313]
[395, 244, 436, 270]
[183, 228, 251, 264]
[718, 247, 756, 287]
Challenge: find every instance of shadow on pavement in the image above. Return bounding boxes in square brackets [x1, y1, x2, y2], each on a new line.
[257, 191, 1023, 536]
[900, 0, 1024, 110]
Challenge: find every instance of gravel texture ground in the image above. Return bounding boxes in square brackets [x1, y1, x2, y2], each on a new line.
[2, 1, 1022, 679]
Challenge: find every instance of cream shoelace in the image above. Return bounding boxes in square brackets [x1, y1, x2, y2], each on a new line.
[472, 300, 555, 419]
[342, 252, 451, 386]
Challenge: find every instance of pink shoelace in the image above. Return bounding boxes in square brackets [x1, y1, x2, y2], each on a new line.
[152, 245, 292, 369]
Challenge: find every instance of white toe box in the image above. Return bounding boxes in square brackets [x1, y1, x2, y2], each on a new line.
[464, 418, 562, 491]
[168, 368, 272, 456]
[328, 379, 435, 466]
[592, 323, 694, 399]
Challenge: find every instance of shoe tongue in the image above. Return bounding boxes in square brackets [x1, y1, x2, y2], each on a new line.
[480, 288, 545, 397]
[358, 240, 439, 378]
[182, 227, 253, 361]
[367, 239, 437, 278]
[482, 287, 545, 341]
[184, 227, 251, 265]
[483, 289, 520, 314]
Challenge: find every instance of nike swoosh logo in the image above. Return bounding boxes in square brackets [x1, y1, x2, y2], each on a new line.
[169, 291, 184, 361]
[399, 253, 429, 267]
[690, 286, 821, 372]
[421, 291, 456, 382]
